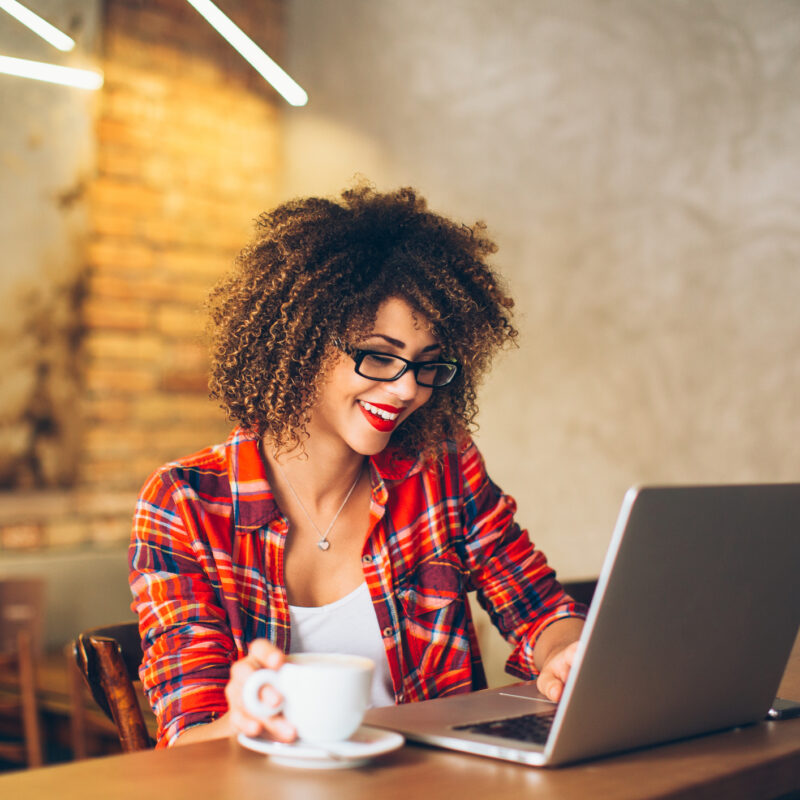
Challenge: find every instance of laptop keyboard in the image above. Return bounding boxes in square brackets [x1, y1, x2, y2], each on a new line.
[453, 709, 557, 745]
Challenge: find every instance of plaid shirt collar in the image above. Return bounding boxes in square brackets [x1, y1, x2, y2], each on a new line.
[225, 427, 425, 536]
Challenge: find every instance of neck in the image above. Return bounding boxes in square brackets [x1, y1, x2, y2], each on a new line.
[261, 438, 367, 507]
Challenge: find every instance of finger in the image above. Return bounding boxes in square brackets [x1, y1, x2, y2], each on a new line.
[226, 642, 294, 741]
[232, 708, 295, 742]
[229, 657, 257, 686]
[250, 684, 283, 712]
[247, 639, 285, 669]
[535, 660, 562, 702]
[231, 707, 264, 738]
[228, 659, 262, 702]
[537, 655, 570, 701]
[230, 701, 296, 742]
[544, 641, 579, 682]
[228, 646, 283, 693]
[263, 714, 297, 743]
[548, 652, 573, 685]
[536, 670, 564, 703]
[227, 673, 281, 708]
[538, 641, 581, 702]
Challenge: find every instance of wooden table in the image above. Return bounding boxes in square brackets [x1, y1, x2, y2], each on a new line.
[0, 716, 799, 800]
[3, 633, 799, 799]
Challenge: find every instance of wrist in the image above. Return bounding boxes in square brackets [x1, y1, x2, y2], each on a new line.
[172, 711, 232, 746]
[532, 617, 584, 672]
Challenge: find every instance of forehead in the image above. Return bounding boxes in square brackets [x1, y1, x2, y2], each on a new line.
[365, 297, 437, 344]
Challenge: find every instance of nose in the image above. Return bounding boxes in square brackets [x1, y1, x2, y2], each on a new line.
[385, 368, 420, 404]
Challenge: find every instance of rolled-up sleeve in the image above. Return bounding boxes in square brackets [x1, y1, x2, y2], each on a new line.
[129, 471, 235, 747]
[458, 441, 587, 679]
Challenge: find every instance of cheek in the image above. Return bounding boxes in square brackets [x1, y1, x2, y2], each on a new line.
[321, 361, 370, 403]
[412, 387, 434, 412]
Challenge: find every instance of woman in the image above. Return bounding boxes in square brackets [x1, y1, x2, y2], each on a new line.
[129, 184, 586, 748]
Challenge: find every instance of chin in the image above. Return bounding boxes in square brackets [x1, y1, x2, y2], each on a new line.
[351, 439, 391, 457]
[345, 429, 395, 457]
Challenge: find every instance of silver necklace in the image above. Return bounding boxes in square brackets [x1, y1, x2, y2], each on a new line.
[275, 462, 362, 551]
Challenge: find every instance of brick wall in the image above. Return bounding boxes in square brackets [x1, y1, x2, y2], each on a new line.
[0, 0, 284, 551]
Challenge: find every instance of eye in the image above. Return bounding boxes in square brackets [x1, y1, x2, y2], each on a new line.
[364, 353, 397, 366]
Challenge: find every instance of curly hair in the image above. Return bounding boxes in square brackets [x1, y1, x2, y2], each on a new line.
[208, 183, 517, 461]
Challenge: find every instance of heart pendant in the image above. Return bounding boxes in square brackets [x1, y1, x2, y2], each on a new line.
[317, 540, 330, 551]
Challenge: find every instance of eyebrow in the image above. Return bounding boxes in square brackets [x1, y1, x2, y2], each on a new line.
[363, 334, 441, 353]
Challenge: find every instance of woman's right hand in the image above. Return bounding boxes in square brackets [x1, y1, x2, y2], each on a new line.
[225, 638, 297, 742]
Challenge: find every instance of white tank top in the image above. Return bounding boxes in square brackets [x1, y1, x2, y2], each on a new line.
[288, 582, 395, 708]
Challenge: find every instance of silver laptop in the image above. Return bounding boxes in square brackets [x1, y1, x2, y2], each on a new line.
[366, 484, 800, 767]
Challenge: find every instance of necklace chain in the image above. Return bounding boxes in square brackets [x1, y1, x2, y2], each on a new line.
[275, 462, 362, 552]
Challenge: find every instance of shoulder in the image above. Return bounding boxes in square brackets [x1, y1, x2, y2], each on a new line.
[137, 428, 250, 505]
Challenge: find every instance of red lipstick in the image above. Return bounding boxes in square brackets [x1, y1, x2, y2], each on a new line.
[358, 401, 403, 433]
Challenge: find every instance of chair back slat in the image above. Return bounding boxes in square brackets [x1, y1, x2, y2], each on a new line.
[73, 621, 153, 752]
[0, 577, 45, 655]
[0, 577, 45, 767]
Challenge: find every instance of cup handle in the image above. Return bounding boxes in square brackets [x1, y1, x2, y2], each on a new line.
[242, 669, 284, 718]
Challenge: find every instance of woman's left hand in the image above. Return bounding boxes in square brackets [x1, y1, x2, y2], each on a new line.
[535, 639, 580, 702]
[532, 616, 584, 702]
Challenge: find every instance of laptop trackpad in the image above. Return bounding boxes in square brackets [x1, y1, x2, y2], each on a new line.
[365, 681, 555, 730]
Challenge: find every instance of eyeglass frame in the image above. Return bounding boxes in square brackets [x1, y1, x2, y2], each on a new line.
[337, 341, 460, 388]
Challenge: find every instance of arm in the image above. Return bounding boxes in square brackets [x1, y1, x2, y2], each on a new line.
[131, 468, 297, 746]
[457, 441, 586, 696]
[129, 469, 237, 747]
[532, 617, 584, 701]
[171, 713, 233, 745]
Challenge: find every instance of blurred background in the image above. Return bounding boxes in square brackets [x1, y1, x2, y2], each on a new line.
[1, 0, 799, 759]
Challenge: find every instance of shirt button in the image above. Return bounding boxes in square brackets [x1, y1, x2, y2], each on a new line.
[382, 626, 393, 638]
[361, 554, 373, 564]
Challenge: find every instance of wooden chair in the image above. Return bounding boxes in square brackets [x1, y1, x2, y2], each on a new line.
[72, 622, 153, 752]
[0, 577, 45, 768]
[561, 579, 597, 609]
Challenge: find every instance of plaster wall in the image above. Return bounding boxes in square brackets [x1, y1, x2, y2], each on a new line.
[283, 0, 800, 580]
[283, 0, 800, 683]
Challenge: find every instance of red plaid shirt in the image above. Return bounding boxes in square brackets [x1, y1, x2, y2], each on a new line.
[130, 428, 585, 747]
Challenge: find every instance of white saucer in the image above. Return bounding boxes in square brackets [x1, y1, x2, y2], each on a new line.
[237, 725, 404, 769]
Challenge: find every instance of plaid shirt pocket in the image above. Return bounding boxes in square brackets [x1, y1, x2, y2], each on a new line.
[397, 551, 473, 685]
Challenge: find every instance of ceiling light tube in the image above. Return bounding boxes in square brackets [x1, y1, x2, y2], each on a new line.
[0, 0, 75, 51]
[184, 0, 308, 106]
[0, 54, 103, 89]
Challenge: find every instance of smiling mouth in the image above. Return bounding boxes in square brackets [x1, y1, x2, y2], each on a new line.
[358, 401, 402, 432]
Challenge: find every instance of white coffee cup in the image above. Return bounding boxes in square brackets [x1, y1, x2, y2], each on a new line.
[242, 653, 375, 743]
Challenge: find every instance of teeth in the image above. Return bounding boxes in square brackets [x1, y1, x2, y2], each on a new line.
[361, 401, 399, 421]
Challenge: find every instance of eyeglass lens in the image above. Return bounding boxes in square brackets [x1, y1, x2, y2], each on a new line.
[358, 353, 456, 386]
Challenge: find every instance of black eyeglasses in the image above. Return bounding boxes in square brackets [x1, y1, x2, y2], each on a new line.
[339, 343, 460, 388]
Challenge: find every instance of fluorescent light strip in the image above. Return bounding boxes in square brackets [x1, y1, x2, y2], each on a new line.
[0, 0, 75, 51]
[184, 0, 307, 106]
[0, 54, 103, 89]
